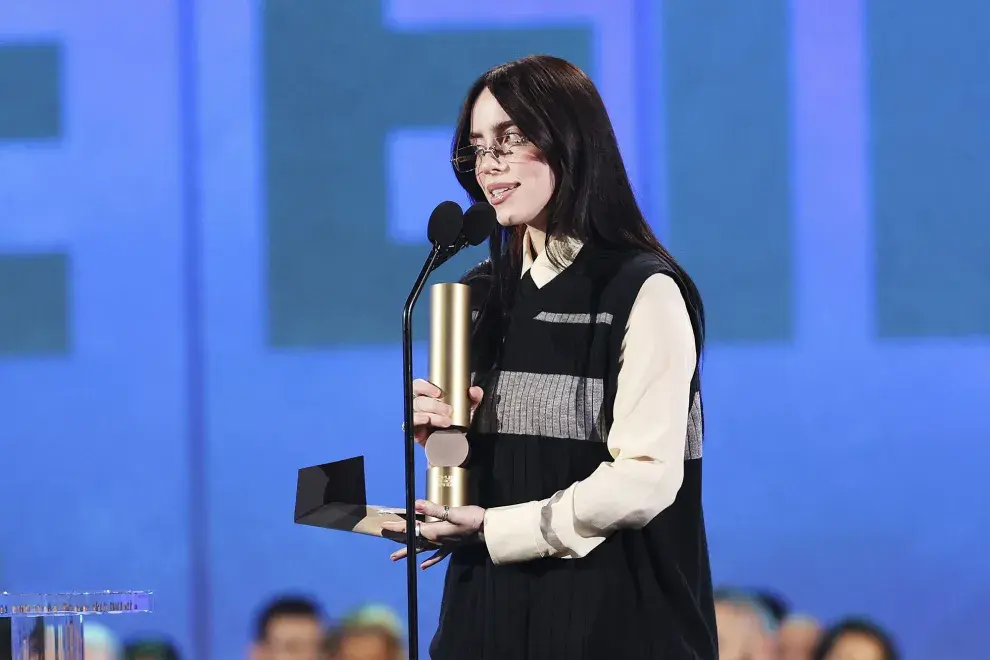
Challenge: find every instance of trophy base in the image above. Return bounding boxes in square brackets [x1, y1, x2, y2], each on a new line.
[426, 466, 470, 520]
[294, 456, 426, 542]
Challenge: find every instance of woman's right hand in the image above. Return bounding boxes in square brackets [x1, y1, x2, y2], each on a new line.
[411, 379, 484, 447]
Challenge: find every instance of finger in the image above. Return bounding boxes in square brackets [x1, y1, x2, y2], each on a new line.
[416, 500, 470, 527]
[412, 412, 452, 429]
[415, 499, 444, 522]
[417, 521, 462, 544]
[381, 520, 405, 534]
[412, 396, 454, 417]
[468, 386, 484, 404]
[420, 548, 450, 570]
[412, 379, 443, 398]
[382, 521, 435, 550]
[385, 534, 434, 556]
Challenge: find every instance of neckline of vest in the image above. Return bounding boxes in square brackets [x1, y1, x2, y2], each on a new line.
[512, 246, 596, 322]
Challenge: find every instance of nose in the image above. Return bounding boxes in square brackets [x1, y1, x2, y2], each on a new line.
[476, 148, 507, 176]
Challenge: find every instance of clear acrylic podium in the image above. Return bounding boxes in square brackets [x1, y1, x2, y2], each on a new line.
[0, 591, 153, 660]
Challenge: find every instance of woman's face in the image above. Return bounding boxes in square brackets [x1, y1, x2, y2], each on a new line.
[469, 88, 555, 230]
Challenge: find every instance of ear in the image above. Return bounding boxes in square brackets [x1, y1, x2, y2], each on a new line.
[248, 642, 264, 660]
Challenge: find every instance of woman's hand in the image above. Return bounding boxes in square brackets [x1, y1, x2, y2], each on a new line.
[411, 379, 484, 447]
[383, 500, 486, 570]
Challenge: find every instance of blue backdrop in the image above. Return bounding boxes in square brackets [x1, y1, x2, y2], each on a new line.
[1, 1, 988, 659]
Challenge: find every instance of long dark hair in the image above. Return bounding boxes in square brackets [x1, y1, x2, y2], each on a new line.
[451, 55, 705, 368]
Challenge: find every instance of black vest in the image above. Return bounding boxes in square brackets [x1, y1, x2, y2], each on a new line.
[431, 246, 716, 660]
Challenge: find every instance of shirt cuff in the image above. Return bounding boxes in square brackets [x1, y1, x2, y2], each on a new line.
[483, 500, 553, 565]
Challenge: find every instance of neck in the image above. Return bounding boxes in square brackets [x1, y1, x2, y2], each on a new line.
[526, 225, 548, 257]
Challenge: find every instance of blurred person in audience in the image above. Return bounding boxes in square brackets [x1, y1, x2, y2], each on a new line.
[714, 589, 778, 660]
[249, 596, 325, 660]
[326, 605, 404, 660]
[124, 638, 180, 660]
[812, 617, 898, 660]
[752, 589, 790, 626]
[85, 621, 123, 660]
[779, 615, 822, 660]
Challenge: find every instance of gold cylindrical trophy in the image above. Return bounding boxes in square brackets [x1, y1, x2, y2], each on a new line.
[424, 282, 472, 520]
[429, 282, 471, 429]
[425, 465, 469, 516]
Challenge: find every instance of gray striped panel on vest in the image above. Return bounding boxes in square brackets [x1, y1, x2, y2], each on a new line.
[685, 391, 703, 460]
[475, 370, 605, 441]
[533, 311, 614, 325]
[474, 371, 704, 458]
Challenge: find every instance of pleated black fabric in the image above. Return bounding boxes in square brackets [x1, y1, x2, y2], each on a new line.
[429, 247, 716, 660]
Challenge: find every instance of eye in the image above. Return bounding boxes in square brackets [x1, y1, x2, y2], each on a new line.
[502, 132, 528, 146]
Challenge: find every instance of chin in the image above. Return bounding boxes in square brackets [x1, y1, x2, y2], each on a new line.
[495, 212, 517, 227]
[494, 208, 535, 228]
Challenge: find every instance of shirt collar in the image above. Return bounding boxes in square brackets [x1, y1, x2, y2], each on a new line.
[521, 227, 584, 289]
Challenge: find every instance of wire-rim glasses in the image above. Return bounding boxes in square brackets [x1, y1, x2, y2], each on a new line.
[451, 132, 534, 173]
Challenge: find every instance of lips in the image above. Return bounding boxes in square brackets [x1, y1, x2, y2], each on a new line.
[487, 183, 519, 205]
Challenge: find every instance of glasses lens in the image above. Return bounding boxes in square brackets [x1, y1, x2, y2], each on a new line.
[453, 146, 478, 172]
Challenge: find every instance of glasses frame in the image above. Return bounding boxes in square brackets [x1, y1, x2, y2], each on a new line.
[451, 133, 532, 173]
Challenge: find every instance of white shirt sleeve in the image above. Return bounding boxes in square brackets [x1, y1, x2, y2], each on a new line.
[482, 273, 698, 565]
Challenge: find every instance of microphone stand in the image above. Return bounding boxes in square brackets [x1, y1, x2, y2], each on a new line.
[400, 243, 450, 660]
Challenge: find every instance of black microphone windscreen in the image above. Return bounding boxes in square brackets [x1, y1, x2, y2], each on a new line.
[427, 201, 464, 247]
[462, 202, 497, 246]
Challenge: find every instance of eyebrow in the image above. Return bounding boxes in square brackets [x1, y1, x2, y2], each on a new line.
[469, 120, 517, 140]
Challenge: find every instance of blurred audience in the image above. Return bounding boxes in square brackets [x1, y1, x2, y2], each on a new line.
[85, 622, 123, 660]
[326, 605, 404, 660]
[812, 617, 899, 660]
[714, 588, 778, 660]
[249, 596, 325, 660]
[779, 614, 822, 660]
[124, 638, 181, 660]
[713, 585, 899, 660]
[23, 585, 895, 660]
[752, 590, 790, 626]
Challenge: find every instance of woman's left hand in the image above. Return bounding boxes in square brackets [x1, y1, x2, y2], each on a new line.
[382, 500, 486, 570]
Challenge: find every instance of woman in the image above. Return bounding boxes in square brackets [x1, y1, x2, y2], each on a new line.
[382, 54, 716, 659]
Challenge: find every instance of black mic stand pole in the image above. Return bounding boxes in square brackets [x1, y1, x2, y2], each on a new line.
[401, 244, 448, 660]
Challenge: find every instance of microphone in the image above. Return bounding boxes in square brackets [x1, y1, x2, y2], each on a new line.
[427, 200, 465, 248]
[462, 201, 498, 246]
[400, 199, 463, 660]
[431, 201, 497, 270]
[398, 200, 493, 656]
